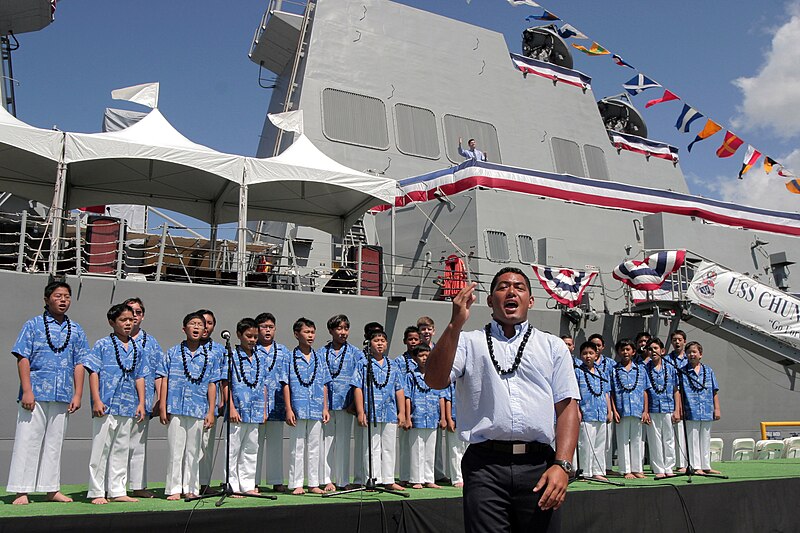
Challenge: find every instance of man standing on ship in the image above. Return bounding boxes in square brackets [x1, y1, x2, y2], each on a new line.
[458, 137, 488, 162]
[427, 267, 580, 532]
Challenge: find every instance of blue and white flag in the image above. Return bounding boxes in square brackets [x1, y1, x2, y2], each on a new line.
[526, 11, 559, 21]
[612, 54, 635, 69]
[532, 265, 598, 308]
[623, 74, 661, 95]
[558, 24, 588, 40]
[674, 104, 704, 133]
[613, 250, 686, 291]
[507, 0, 541, 6]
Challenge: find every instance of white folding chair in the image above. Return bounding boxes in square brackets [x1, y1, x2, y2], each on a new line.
[756, 439, 784, 459]
[731, 438, 755, 461]
[709, 438, 724, 463]
[783, 437, 800, 458]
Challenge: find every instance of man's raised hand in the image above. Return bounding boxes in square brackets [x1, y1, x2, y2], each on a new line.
[450, 282, 477, 329]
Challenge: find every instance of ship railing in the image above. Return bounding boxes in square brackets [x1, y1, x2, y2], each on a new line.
[249, 0, 309, 59]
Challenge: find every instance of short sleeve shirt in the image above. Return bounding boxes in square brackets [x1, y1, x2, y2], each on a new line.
[230, 346, 268, 424]
[12, 313, 89, 403]
[282, 348, 332, 421]
[645, 361, 678, 413]
[133, 330, 164, 414]
[574, 365, 609, 422]
[352, 357, 404, 424]
[449, 321, 580, 444]
[82, 335, 148, 418]
[259, 342, 289, 421]
[405, 370, 444, 429]
[158, 342, 221, 419]
[611, 362, 651, 418]
[324, 342, 364, 411]
[680, 364, 719, 421]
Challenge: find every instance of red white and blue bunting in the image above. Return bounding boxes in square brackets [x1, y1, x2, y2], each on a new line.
[532, 265, 598, 307]
[510, 53, 592, 90]
[613, 250, 686, 291]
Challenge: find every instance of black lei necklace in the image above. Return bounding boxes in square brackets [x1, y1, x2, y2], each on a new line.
[615, 363, 640, 393]
[180, 341, 209, 385]
[43, 311, 71, 353]
[484, 322, 532, 376]
[262, 342, 278, 372]
[371, 358, 392, 389]
[236, 347, 260, 389]
[684, 364, 707, 392]
[138, 330, 148, 349]
[403, 353, 413, 374]
[325, 342, 348, 379]
[647, 363, 668, 394]
[581, 367, 603, 397]
[293, 348, 318, 387]
[111, 334, 138, 376]
[411, 371, 431, 393]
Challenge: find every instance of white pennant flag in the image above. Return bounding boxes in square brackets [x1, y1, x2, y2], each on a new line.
[507, 0, 542, 7]
[268, 110, 304, 134]
[111, 82, 159, 108]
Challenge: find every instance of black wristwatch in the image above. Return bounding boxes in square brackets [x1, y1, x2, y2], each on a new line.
[552, 459, 575, 476]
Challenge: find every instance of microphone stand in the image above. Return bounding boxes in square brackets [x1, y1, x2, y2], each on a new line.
[324, 342, 408, 499]
[187, 333, 277, 505]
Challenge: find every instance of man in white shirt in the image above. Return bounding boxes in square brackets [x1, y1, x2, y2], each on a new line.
[458, 137, 488, 162]
[427, 267, 579, 532]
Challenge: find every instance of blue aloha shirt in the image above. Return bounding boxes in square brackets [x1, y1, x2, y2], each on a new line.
[281, 348, 332, 421]
[324, 342, 365, 411]
[12, 312, 89, 403]
[351, 357, 404, 424]
[133, 330, 164, 415]
[404, 370, 444, 429]
[157, 342, 221, 419]
[82, 335, 148, 418]
[574, 364, 609, 423]
[595, 355, 616, 382]
[259, 341, 289, 421]
[645, 360, 679, 413]
[446, 382, 458, 424]
[611, 362, 651, 418]
[392, 352, 417, 376]
[229, 346, 268, 424]
[680, 364, 719, 421]
[666, 350, 689, 370]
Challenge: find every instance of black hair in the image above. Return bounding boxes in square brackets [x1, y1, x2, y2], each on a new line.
[107, 303, 134, 322]
[237, 317, 258, 335]
[183, 312, 205, 327]
[44, 281, 71, 299]
[403, 325, 421, 341]
[468, 138, 475, 144]
[293, 317, 315, 332]
[671, 329, 687, 341]
[615, 338, 636, 352]
[327, 314, 350, 331]
[635, 331, 651, 342]
[685, 341, 703, 354]
[411, 343, 431, 357]
[255, 312, 276, 325]
[579, 341, 598, 354]
[197, 309, 216, 324]
[489, 267, 532, 293]
[587, 333, 605, 345]
[560, 335, 573, 341]
[364, 322, 384, 340]
[647, 338, 665, 350]
[369, 330, 387, 341]
[123, 297, 145, 314]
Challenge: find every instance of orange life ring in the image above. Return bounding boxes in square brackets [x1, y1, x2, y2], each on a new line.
[443, 254, 467, 299]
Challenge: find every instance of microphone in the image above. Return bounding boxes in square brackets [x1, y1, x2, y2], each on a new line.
[220, 330, 231, 341]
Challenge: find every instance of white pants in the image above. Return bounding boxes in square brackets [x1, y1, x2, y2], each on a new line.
[88, 414, 134, 498]
[398, 425, 411, 482]
[363, 422, 397, 485]
[127, 418, 150, 490]
[199, 417, 219, 486]
[674, 420, 688, 468]
[604, 422, 614, 470]
[256, 420, 285, 486]
[323, 410, 353, 487]
[446, 430, 467, 483]
[686, 420, 712, 470]
[616, 416, 643, 474]
[165, 415, 204, 496]
[578, 421, 607, 477]
[409, 428, 436, 484]
[288, 419, 323, 489]
[353, 420, 365, 484]
[228, 422, 260, 493]
[7, 402, 68, 494]
[645, 413, 676, 474]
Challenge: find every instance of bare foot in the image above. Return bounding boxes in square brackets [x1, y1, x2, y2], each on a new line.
[385, 483, 405, 491]
[323, 483, 336, 492]
[705, 469, 722, 474]
[166, 494, 181, 500]
[273, 484, 287, 493]
[666, 473, 676, 477]
[291, 487, 306, 495]
[46, 491, 73, 503]
[91, 497, 108, 505]
[633, 472, 646, 479]
[184, 493, 198, 498]
[453, 482, 464, 488]
[132, 489, 155, 498]
[411, 483, 423, 489]
[654, 474, 667, 480]
[592, 475, 608, 481]
[231, 494, 244, 498]
[245, 489, 260, 496]
[309, 487, 324, 495]
[677, 468, 687, 473]
[624, 473, 636, 479]
[424, 483, 442, 489]
[110, 495, 139, 503]
[12, 494, 29, 505]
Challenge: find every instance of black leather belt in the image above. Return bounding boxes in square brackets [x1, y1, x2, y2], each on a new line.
[473, 440, 551, 455]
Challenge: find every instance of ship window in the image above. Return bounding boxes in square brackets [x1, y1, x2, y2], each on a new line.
[322, 88, 389, 150]
[584, 144, 610, 181]
[394, 104, 440, 159]
[551, 137, 585, 177]
[517, 234, 536, 264]
[485, 230, 510, 262]
[443, 114, 501, 164]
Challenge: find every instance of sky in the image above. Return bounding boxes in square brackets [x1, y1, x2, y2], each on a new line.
[7, 0, 800, 225]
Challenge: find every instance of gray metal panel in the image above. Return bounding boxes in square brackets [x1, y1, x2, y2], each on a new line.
[551, 137, 584, 177]
[443, 114, 501, 164]
[517, 234, 536, 264]
[321, 88, 389, 150]
[248, 10, 303, 74]
[394, 103, 440, 159]
[485, 229, 510, 262]
[584, 144, 610, 181]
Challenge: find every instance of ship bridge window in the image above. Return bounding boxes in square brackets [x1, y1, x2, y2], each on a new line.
[584, 144, 610, 181]
[517, 234, 536, 264]
[443, 114, 501, 164]
[394, 104, 440, 159]
[322, 88, 389, 150]
[551, 137, 585, 177]
[485, 230, 510, 262]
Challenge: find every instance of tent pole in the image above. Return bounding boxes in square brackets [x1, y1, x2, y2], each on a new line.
[16, 210, 27, 272]
[237, 181, 249, 287]
[48, 159, 68, 276]
[390, 202, 396, 297]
